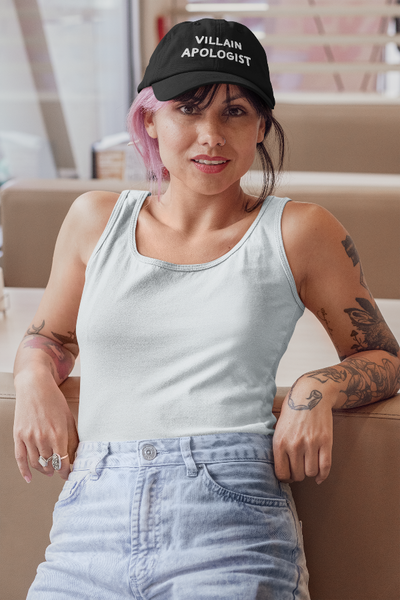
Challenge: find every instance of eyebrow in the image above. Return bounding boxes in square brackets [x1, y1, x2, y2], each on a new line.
[222, 94, 246, 104]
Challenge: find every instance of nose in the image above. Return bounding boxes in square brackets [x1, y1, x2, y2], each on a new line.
[197, 114, 226, 148]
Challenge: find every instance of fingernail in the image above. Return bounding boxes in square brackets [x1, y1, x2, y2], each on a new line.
[46, 472, 54, 477]
[24, 476, 31, 483]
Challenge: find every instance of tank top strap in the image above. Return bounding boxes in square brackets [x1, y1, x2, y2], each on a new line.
[254, 195, 303, 311]
[86, 189, 150, 274]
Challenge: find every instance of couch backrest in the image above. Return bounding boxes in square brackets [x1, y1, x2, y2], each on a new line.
[272, 100, 400, 174]
[0, 178, 148, 288]
[3, 174, 398, 298]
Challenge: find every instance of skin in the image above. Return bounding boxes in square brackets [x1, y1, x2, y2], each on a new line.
[13, 85, 400, 485]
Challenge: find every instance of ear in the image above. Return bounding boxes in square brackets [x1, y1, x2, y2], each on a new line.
[257, 118, 266, 144]
[143, 111, 158, 139]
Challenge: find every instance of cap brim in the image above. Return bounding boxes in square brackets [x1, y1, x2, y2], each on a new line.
[152, 71, 275, 109]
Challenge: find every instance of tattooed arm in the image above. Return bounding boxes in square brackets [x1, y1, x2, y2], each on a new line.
[289, 295, 400, 412]
[272, 201, 400, 484]
[18, 320, 78, 385]
[13, 190, 119, 483]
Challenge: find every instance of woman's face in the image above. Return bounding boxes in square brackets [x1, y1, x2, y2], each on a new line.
[144, 85, 265, 197]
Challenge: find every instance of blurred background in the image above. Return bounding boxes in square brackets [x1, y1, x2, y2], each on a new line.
[1, 8, 400, 596]
[1, 0, 400, 291]
[1, 0, 400, 184]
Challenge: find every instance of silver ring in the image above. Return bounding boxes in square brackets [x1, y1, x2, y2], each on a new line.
[38, 455, 50, 468]
[217, 138, 226, 147]
[38, 453, 68, 470]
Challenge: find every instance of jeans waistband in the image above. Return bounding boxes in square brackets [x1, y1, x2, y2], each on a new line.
[73, 433, 274, 476]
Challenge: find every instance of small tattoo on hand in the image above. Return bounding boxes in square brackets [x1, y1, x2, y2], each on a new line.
[288, 389, 322, 411]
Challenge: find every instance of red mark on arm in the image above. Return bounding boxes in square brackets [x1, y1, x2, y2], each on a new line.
[23, 336, 74, 381]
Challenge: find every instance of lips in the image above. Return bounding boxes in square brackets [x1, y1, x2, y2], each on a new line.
[191, 154, 230, 173]
[194, 159, 226, 165]
[192, 155, 229, 164]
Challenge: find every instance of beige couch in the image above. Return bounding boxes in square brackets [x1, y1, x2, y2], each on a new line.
[273, 100, 400, 175]
[1, 372, 399, 600]
[1, 174, 400, 298]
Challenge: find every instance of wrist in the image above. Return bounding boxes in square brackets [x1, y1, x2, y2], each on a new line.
[14, 364, 57, 392]
[291, 370, 340, 410]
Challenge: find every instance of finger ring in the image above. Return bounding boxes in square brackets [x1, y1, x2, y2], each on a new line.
[38, 453, 68, 470]
[38, 455, 52, 468]
[51, 453, 69, 471]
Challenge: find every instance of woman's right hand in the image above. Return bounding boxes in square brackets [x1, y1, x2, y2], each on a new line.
[14, 369, 79, 482]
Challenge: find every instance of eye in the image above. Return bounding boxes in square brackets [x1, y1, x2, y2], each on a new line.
[178, 105, 198, 115]
[226, 106, 246, 117]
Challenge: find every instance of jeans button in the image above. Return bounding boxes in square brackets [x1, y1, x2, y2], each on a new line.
[142, 444, 157, 461]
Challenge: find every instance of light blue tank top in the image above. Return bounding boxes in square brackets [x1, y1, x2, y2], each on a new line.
[76, 190, 304, 441]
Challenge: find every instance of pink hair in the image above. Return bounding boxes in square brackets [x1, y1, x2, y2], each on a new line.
[127, 87, 171, 196]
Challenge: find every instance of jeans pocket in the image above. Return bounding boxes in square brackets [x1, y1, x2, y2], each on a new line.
[56, 469, 91, 507]
[201, 461, 287, 507]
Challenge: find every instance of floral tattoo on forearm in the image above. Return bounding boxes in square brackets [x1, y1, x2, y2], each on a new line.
[289, 293, 400, 411]
[289, 237, 399, 412]
[306, 358, 400, 409]
[343, 297, 399, 358]
[288, 357, 400, 411]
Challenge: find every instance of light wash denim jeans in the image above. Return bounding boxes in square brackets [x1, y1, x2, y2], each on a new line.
[27, 433, 310, 599]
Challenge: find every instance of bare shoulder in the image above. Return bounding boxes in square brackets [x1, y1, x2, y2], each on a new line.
[281, 201, 345, 290]
[282, 200, 342, 239]
[69, 190, 120, 232]
[23, 191, 121, 349]
[64, 190, 120, 265]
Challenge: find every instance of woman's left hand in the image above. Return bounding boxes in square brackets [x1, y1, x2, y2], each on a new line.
[273, 376, 335, 485]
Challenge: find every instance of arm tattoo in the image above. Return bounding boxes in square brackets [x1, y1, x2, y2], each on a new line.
[25, 320, 45, 336]
[317, 307, 333, 336]
[307, 358, 400, 408]
[51, 329, 78, 346]
[288, 389, 322, 411]
[341, 235, 369, 293]
[25, 321, 77, 347]
[344, 297, 399, 357]
[23, 320, 76, 381]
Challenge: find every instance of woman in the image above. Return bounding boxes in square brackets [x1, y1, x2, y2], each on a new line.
[14, 18, 400, 600]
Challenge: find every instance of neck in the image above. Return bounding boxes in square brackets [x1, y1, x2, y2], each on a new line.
[150, 176, 251, 235]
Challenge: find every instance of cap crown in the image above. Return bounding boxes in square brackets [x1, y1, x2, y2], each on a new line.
[138, 19, 275, 109]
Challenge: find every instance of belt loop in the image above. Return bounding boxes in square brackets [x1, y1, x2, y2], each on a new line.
[90, 442, 110, 479]
[180, 437, 198, 477]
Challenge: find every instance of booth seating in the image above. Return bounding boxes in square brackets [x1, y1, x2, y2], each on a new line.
[1, 173, 400, 297]
[273, 99, 400, 175]
[1, 373, 399, 600]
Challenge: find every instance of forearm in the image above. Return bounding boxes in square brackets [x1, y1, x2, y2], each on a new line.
[290, 349, 400, 411]
[14, 334, 76, 388]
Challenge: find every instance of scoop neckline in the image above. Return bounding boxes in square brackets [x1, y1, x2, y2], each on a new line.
[130, 191, 272, 272]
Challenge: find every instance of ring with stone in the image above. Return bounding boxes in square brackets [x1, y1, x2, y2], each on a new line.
[38, 453, 68, 470]
[38, 455, 52, 468]
[51, 453, 68, 471]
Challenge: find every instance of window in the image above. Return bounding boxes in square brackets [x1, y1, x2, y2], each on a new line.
[169, 0, 400, 96]
[0, 0, 135, 180]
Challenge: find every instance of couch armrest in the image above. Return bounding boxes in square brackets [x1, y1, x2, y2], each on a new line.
[274, 387, 400, 600]
[1, 373, 399, 600]
[0, 373, 80, 600]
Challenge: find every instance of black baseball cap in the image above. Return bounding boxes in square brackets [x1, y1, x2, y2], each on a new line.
[138, 19, 275, 109]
